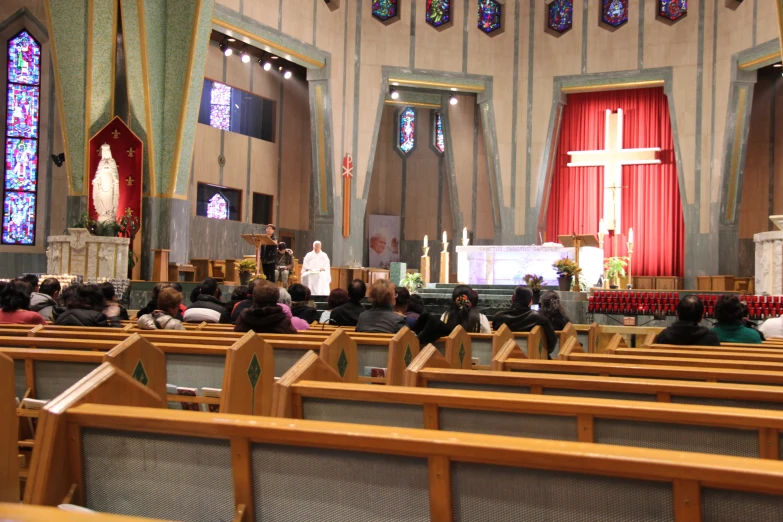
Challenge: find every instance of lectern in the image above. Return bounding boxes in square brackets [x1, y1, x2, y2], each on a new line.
[241, 234, 277, 276]
[559, 234, 599, 291]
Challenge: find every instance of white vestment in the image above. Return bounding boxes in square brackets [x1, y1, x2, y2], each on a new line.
[92, 144, 120, 223]
[301, 250, 331, 295]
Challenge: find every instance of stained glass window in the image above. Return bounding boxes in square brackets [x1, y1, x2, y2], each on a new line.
[659, 0, 687, 21]
[206, 193, 229, 220]
[3, 30, 41, 246]
[433, 111, 445, 154]
[478, 0, 501, 34]
[399, 108, 415, 155]
[426, 0, 451, 28]
[602, 0, 628, 27]
[548, 0, 574, 33]
[372, 0, 397, 22]
[209, 81, 231, 131]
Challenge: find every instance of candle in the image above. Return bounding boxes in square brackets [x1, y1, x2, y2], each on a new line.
[423, 235, 428, 248]
[628, 228, 634, 244]
[463, 227, 468, 241]
[599, 218, 608, 236]
[443, 231, 447, 244]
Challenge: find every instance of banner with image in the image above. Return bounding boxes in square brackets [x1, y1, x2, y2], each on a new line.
[368, 214, 400, 269]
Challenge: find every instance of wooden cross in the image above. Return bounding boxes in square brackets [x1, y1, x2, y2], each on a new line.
[567, 108, 661, 231]
[126, 176, 134, 187]
[127, 147, 135, 158]
[111, 128, 121, 139]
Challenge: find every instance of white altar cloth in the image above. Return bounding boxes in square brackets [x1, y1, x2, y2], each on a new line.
[46, 228, 130, 279]
[302, 271, 331, 296]
[456, 245, 603, 287]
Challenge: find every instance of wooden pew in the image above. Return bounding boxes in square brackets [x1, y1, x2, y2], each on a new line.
[0, 504, 179, 522]
[1, 353, 19, 503]
[404, 345, 783, 412]
[273, 353, 783, 459]
[26, 402, 783, 520]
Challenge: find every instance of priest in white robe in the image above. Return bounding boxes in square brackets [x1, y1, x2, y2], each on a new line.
[301, 241, 332, 295]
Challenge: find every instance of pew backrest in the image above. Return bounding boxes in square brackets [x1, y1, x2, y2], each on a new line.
[0, 353, 19, 503]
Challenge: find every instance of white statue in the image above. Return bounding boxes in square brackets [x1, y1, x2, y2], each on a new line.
[92, 144, 120, 223]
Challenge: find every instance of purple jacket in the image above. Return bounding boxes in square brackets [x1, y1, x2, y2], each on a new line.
[279, 303, 310, 331]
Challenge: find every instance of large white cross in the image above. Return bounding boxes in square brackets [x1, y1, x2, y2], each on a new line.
[567, 108, 661, 231]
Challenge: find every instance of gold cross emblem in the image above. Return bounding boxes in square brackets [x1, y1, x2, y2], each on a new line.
[127, 147, 135, 157]
[111, 129, 121, 139]
[126, 176, 134, 187]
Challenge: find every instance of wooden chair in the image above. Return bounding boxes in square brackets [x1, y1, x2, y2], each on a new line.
[167, 263, 195, 282]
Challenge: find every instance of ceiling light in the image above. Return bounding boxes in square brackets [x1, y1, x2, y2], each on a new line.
[390, 88, 400, 100]
[219, 38, 232, 57]
[227, 37, 236, 42]
[284, 70, 293, 80]
[270, 55, 279, 60]
[391, 82, 399, 86]
[775, 63, 782, 68]
[449, 95, 458, 105]
[263, 61, 272, 71]
[450, 87, 457, 91]
[240, 50, 250, 63]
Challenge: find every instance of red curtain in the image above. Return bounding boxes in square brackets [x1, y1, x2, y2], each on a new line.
[545, 88, 684, 277]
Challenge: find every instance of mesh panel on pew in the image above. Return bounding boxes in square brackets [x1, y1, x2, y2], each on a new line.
[35, 361, 100, 400]
[273, 349, 306, 378]
[701, 489, 783, 522]
[440, 409, 579, 441]
[165, 353, 224, 389]
[671, 396, 783, 411]
[427, 380, 530, 394]
[302, 398, 424, 428]
[14, 359, 25, 399]
[543, 388, 655, 402]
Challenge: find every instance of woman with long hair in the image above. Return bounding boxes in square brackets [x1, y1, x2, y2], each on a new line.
[440, 284, 490, 333]
[539, 290, 571, 331]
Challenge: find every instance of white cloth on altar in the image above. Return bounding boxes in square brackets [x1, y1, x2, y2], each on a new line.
[302, 250, 331, 295]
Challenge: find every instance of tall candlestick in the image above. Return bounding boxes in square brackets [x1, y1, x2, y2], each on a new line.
[599, 218, 608, 236]
[423, 235, 428, 248]
[442, 231, 447, 244]
[462, 227, 468, 241]
[628, 227, 634, 244]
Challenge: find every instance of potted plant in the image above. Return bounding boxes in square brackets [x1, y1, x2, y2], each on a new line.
[604, 257, 628, 289]
[117, 208, 140, 277]
[237, 259, 257, 284]
[522, 274, 544, 304]
[552, 258, 582, 292]
[400, 272, 425, 293]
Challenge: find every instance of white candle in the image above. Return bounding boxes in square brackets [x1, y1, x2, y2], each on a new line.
[628, 228, 634, 244]
[423, 235, 428, 248]
[599, 218, 608, 236]
[463, 227, 468, 241]
[442, 231, 447, 244]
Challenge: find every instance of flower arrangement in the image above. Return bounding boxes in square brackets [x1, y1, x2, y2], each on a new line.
[400, 272, 425, 293]
[522, 274, 544, 290]
[237, 259, 257, 274]
[552, 258, 581, 277]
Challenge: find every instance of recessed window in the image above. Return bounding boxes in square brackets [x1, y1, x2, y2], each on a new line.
[196, 183, 241, 221]
[252, 192, 273, 225]
[197, 79, 276, 142]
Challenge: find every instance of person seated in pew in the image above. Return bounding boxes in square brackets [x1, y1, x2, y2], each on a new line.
[235, 280, 297, 334]
[56, 284, 120, 327]
[30, 277, 62, 322]
[169, 282, 187, 316]
[759, 314, 783, 339]
[356, 279, 407, 334]
[227, 285, 249, 315]
[0, 280, 46, 325]
[276, 242, 294, 286]
[493, 286, 557, 357]
[393, 286, 411, 317]
[183, 278, 229, 324]
[320, 288, 350, 324]
[135, 283, 172, 319]
[277, 288, 310, 330]
[100, 282, 129, 321]
[231, 279, 260, 323]
[288, 284, 320, 324]
[137, 288, 185, 330]
[440, 285, 491, 333]
[654, 295, 720, 346]
[405, 293, 424, 328]
[18, 274, 39, 292]
[329, 279, 367, 327]
[539, 290, 572, 331]
[712, 295, 763, 344]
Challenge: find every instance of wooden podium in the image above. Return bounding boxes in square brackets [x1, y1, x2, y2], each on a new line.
[558, 234, 599, 291]
[241, 234, 277, 276]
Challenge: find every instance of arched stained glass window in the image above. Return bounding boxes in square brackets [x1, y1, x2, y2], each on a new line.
[433, 111, 445, 154]
[372, 0, 398, 22]
[602, 0, 628, 27]
[207, 192, 229, 220]
[478, 0, 501, 34]
[399, 108, 416, 155]
[426, 0, 451, 28]
[548, 0, 573, 33]
[3, 30, 41, 245]
[659, 0, 687, 21]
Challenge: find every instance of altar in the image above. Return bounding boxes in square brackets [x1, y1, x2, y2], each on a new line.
[456, 244, 603, 287]
[46, 228, 130, 279]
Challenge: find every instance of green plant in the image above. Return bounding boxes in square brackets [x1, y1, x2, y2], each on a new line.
[552, 258, 582, 278]
[238, 259, 257, 273]
[400, 272, 425, 293]
[522, 274, 544, 291]
[604, 257, 628, 280]
[69, 213, 120, 237]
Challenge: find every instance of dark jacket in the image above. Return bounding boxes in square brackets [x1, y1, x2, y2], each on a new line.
[235, 305, 297, 334]
[276, 250, 294, 270]
[55, 308, 120, 327]
[328, 301, 366, 326]
[356, 307, 407, 334]
[655, 320, 721, 346]
[184, 294, 229, 324]
[231, 298, 253, 324]
[492, 303, 557, 356]
[136, 299, 157, 319]
[290, 304, 320, 325]
[261, 236, 278, 265]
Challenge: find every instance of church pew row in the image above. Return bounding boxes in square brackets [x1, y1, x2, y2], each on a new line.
[26, 401, 783, 521]
[0, 504, 179, 522]
[1, 353, 19, 504]
[272, 352, 783, 460]
[404, 345, 783, 411]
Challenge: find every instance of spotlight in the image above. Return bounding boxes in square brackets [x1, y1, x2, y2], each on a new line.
[775, 63, 783, 68]
[449, 95, 458, 106]
[51, 153, 65, 167]
[283, 70, 293, 80]
[240, 50, 250, 63]
[263, 62, 272, 71]
[221, 42, 233, 57]
[390, 88, 400, 100]
[227, 37, 236, 42]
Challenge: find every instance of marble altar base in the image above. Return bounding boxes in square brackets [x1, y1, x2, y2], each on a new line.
[755, 231, 783, 295]
[46, 228, 130, 279]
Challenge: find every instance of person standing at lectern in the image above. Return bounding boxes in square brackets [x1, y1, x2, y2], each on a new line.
[261, 224, 279, 283]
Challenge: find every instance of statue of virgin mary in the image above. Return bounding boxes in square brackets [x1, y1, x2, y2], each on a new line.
[92, 144, 120, 223]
